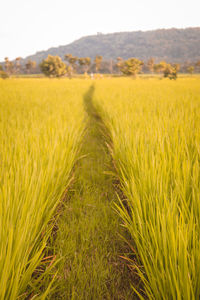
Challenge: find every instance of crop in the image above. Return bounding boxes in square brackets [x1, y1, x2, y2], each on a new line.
[93, 78, 200, 299]
[1, 76, 200, 299]
[0, 79, 88, 299]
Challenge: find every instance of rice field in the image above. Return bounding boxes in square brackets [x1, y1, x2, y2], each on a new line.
[0, 77, 200, 299]
[93, 78, 200, 299]
[0, 79, 88, 299]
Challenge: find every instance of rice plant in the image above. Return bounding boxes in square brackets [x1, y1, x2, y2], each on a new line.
[93, 77, 200, 299]
[0, 79, 88, 299]
[1, 76, 200, 299]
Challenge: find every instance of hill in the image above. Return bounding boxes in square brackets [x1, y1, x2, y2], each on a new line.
[21, 27, 200, 64]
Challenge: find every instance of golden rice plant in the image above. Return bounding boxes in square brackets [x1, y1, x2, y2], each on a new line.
[0, 79, 89, 299]
[93, 78, 200, 299]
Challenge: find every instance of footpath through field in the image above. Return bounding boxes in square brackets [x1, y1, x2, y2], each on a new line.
[51, 85, 134, 299]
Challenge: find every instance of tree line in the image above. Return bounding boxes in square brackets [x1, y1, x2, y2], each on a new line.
[0, 57, 36, 78]
[1, 55, 200, 79]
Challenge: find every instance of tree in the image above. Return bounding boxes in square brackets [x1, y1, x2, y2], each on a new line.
[40, 55, 67, 77]
[0, 71, 9, 79]
[4, 57, 9, 72]
[116, 57, 123, 74]
[187, 66, 194, 75]
[66, 65, 73, 79]
[15, 57, 21, 74]
[164, 63, 179, 80]
[25, 60, 36, 74]
[154, 61, 179, 80]
[118, 58, 143, 77]
[147, 58, 155, 73]
[4, 57, 14, 75]
[154, 61, 167, 74]
[163, 64, 173, 78]
[0, 65, 9, 79]
[94, 55, 103, 73]
[64, 54, 78, 75]
[78, 57, 91, 74]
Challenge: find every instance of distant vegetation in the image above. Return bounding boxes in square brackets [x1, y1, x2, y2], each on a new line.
[1, 53, 200, 79]
[40, 55, 67, 77]
[1, 27, 200, 78]
[0, 57, 36, 77]
[8, 27, 200, 64]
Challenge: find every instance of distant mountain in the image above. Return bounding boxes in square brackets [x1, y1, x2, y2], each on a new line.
[12, 28, 200, 64]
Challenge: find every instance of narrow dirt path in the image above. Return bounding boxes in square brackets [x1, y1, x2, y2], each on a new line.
[51, 85, 134, 299]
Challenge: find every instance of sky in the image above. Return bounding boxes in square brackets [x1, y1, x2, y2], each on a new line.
[0, 0, 200, 61]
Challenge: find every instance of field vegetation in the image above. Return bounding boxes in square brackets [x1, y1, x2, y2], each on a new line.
[93, 78, 200, 299]
[0, 77, 200, 299]
[0, 79, 87, 298]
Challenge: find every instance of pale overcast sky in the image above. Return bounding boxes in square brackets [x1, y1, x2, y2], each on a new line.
[0, 0, 199, 61]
